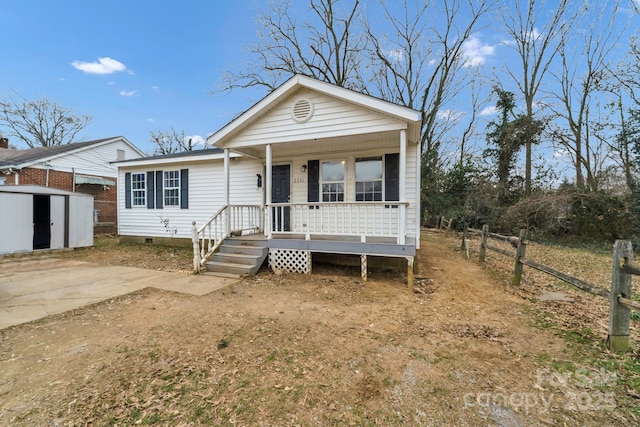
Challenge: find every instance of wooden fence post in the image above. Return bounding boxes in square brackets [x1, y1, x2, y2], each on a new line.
[479, 224, 488, 263]
[608, 240, 633, 352]
[460, 223, 468, 251]
[512, 229, 527, 286]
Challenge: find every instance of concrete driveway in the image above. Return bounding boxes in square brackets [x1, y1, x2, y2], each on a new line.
[0, 257, 238, 329]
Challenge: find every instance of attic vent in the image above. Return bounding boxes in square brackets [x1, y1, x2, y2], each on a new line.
[291, 98, 314, 123]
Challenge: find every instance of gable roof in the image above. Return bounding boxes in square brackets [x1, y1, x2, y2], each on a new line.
[0, 136, 145, 170]
[208, 74, 423, 148]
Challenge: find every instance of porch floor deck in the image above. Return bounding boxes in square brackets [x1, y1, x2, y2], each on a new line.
[235, 233, 414, 257]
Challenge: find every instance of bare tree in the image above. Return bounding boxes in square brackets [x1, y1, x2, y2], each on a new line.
[218, 0, 365, 93]
[0, 93, 91, 148]
[548, 0, 624, 190]
[364, 0, 493, 155]
[500, 0, 573, 195]
[150, 128, 195, 155]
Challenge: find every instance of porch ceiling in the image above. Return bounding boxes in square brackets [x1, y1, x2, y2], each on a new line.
[229, 130, 411, 159]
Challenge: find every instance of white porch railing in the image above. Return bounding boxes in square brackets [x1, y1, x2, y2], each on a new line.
[269, 202, 408, 244]
[192, 204, 262, 273]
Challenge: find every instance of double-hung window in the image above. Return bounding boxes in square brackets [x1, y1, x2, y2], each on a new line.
[131, 173, 146, 206]
[321, 161, 345, 202]
[355, 157, 383, 201]
[163, 170, 180, 206]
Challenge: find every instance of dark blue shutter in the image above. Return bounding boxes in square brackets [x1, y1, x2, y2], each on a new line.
[125, 172, 132, 209]
[146, 171, 155, 209]
[385, 153, 399, 201]
[180, 169, 189, 209]
[155, 170, 163, 209]
[307, 160, 319, 202]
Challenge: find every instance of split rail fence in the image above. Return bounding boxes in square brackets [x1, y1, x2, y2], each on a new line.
[460, 225, 640, 352]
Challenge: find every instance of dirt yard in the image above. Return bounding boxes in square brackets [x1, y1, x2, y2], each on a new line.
[0, 232, 638, 426]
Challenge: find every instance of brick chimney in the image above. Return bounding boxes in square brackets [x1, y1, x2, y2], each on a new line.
[0, 137, 8, 149]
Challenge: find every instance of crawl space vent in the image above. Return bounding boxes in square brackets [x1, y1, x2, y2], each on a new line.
[291, 98, 314, 123]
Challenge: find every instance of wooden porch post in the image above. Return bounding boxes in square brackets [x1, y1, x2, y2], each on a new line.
[361, 254, 367, 282]
[398, 129, 407, 245]
[415, 138, 421, 250]
[224, 149, 230, 236]
[407, 256, 414, 293]
[265, 144, 272, 239]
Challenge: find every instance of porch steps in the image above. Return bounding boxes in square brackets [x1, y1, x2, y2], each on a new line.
[205, 237, 268, 276]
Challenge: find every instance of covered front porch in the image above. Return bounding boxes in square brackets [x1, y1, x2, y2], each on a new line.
[191, 201, 416, 284]
[195, 74, 423, 287]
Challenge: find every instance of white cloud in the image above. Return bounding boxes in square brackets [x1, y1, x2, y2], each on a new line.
[119, 89, 137, 97]
[151, 85, 160, 91]
[186, 135, 206, 148]
[71, 57, 128, 75]
[386, 49, 404, 63]
[461, 36, 495, 67]
[553, 149, 569, 159]
[147, 118, 155, 123]
[528, 28, 541, 41]
[437, 109, 464, 122]
[479, 106, 497, 116]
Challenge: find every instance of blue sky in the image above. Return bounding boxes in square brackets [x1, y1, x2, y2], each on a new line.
[0, 0, 268, 154]
[0, 0, 638, 182]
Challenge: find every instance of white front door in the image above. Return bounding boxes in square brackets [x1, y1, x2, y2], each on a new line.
[50, 195, 65, 249]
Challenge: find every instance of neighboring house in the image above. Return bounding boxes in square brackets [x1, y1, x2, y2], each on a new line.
[0, 136, 145, 231]
[115, 75, 422, 285]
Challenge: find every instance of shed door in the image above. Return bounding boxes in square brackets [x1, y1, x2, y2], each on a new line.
[33, 195, 51, 249]
[50, 195, 65, 250]
[0, 193, 33, 254]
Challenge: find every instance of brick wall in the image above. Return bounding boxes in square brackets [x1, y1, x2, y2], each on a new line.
[4, 168, 118, 224]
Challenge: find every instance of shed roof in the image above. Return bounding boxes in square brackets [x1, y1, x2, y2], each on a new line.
[0, 185, 93, 197]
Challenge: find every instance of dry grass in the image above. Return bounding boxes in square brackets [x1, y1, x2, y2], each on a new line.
[1, 232, 640, 426]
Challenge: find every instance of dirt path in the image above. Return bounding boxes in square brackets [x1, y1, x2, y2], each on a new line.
[0, 232, 633, 425]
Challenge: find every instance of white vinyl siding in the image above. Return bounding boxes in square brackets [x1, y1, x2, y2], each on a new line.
[29, 138, 142, 178]
[118, 158, 263, 239]
[225, 89, 407, 148]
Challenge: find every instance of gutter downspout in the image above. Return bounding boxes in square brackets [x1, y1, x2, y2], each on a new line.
[72, 168, 76, 191]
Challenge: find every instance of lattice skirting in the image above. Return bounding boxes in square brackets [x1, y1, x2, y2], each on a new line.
[269, 249, 311, 274]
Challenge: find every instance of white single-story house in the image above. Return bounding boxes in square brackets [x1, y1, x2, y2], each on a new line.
[115, 75, 422, 286]
[0, 185, 94, 254]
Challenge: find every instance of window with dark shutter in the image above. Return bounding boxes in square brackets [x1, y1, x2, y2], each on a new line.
[384, 153, 400, 201]
[180, 169, 189, 209]
[155, 170, 163, 209]
[147, 171, 155, 209]
[307, 160, 319, 203]
[125, 172, 132, 209]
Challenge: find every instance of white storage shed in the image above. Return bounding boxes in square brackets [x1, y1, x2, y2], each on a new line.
[0, 185, 94, 254]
